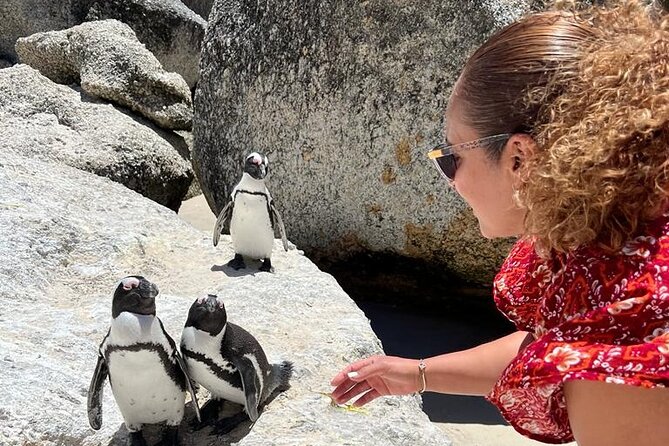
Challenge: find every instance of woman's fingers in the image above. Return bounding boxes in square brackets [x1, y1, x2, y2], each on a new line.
[330, 356, 379, 386]
[330, 365, 354, 387]
[334, 381, 372, 405]
[352, 388, 381, 407]
[330, 377, 357, 401]
[330, 356, 390, 404]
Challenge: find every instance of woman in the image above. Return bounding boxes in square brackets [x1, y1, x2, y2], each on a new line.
[330, 1, 669, 444]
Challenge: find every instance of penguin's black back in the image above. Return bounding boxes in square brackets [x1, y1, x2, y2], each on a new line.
[221, 322, 271, 373]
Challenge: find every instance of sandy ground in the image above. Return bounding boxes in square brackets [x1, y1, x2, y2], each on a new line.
[177, 195, 574, 446]
[434, 423, 561, 446]
[178, 193, 217, 232]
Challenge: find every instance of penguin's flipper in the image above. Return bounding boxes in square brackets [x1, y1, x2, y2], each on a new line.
[232, 355, 261, 422]
[269, 201, 289, 251]
[175, 350, 202, 423]
[87, 353, 108, 430]
[213, 200, 234, 247]
[158, 317, 201, 423]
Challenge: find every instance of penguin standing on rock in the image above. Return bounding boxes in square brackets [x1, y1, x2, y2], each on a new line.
[213, 152, 289, 272]
[87, 276, 200, 446]
[180, 294, 293, 434]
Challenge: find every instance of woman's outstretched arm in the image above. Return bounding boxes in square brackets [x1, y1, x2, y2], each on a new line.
[330, 330, 533, 406]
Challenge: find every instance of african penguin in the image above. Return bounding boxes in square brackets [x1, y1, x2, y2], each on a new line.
[87, 276, 200, 446]
[213, 152, 289, 272]
[180, 294, 292, 434]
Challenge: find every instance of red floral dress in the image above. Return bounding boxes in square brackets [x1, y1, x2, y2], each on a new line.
[487, 214, 669, 443]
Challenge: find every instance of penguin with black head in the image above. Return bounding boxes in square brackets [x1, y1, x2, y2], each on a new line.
[87, 276, 200, 446]
[213, 152, 289, 272]
[180, 294, 292, 434]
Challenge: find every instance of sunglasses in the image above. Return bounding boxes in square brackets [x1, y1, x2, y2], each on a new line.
[427, 133, 512, 181]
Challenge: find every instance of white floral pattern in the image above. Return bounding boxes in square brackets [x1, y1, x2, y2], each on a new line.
[622, 235, 656, 257]
[544, 346, 584, 372]
[644, 326, 669, 343]
[606, 297, 646, 315]
[488, 217, 669, 443]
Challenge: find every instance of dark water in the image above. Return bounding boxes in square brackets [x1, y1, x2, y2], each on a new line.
[356, 300, 514, 425]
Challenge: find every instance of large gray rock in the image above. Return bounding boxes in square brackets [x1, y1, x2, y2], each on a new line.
[182, 0, 214, 19]
[0, 64, 193, 211]
[86, 0, 207, 89]
[0, 0, 92, 62]
[192, 0, 532, 285]
[0, 0, 203, 89]
[0, 148, 451, 445]
[16, 19, 193, 130]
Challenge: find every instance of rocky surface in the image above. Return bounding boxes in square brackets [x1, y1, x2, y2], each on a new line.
[192, 0, 532, 286]
[86, 0, 207, 88]
[0, 0, 91, 62]
[182, 0, 215, 19]
[0, 149, 451, 445]
[0, 64, 193, 211]
[0, 0, 204, 89]
[16, 19, 193, 130]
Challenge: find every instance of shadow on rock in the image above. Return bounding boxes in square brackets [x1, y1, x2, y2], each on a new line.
[106, 401, 254, 445]
[211, 260, 270, 277]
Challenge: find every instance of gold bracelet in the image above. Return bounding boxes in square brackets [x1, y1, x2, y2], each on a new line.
[418, 359, 427, 394]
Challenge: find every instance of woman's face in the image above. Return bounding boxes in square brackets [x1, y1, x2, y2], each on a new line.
[443, 98, 527, 239]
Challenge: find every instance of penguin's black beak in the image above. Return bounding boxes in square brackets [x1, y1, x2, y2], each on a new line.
[138, 280, 159, 300]
[244, 153, 268, 180]
[204, 295, 219, 313]
[148, 282, 159, 299]
[245, 163, 266, 180]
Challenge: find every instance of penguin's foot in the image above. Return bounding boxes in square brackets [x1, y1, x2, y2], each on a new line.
[211, 412, 249, 436]
[259, 258, 272, 272]
[155, 425, 179, 446]
[129, 431, 148, 446]
[227, 254, 246, 270]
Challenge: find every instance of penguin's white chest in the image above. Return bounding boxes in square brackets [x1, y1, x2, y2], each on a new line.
[230, 193, 274, 259]
[107, 349, 185, 428]
[104, 314, 185, 429]
[181, 327, 246, 405]
[185, 354, 246, 406]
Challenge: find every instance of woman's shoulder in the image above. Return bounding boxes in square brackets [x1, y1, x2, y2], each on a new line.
[494, 213, 669, 331]
[578, 211, 669, 266]
[493, 237, 550, 331]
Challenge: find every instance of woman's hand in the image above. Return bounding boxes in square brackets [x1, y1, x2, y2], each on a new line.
[329, 355, 420, 407]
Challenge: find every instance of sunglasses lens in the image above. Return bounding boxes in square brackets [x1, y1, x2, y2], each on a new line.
[434, 155, 456, 181]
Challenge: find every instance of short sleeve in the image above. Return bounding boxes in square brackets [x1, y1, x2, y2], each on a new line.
[493, 238, 553, 332]
[487, 217, 669, 443]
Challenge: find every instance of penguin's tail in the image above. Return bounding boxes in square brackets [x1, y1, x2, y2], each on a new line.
[270, 360, 293, 393]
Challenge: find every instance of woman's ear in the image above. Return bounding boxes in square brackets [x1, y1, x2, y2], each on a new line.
[505, 133, 536, 177]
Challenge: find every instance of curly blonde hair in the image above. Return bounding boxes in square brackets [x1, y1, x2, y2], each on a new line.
[457, 0, 669, 254]
[521, 0, 669, 253]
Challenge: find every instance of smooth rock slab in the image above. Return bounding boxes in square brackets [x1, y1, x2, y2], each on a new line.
[0, 150, 451, 445]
